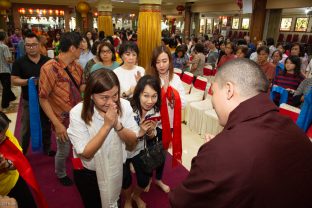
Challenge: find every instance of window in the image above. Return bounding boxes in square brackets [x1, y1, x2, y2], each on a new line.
[222, 17, 227, 27]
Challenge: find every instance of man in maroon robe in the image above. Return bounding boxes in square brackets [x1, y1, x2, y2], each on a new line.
[169, 58, 312, 208]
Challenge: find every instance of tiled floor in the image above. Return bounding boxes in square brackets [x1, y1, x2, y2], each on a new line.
[1, 86, 204, 171]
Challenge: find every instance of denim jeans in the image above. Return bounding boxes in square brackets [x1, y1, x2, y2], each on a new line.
[55, 138, 71, 178]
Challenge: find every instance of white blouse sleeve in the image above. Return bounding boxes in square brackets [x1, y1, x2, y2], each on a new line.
[120, 99, 140, 135]
[67, 104, 91, 155]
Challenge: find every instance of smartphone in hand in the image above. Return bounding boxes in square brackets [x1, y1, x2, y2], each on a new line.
[145, 116, 161, 121]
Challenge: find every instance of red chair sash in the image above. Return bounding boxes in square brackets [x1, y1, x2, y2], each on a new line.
[174, 72, 182, 78]
[279, 107, 312, 138]
[203, 68, 212, 76]
[193, 79, 207, 91]
[181, 73, 193, 85]
[279, 108, 299, 122]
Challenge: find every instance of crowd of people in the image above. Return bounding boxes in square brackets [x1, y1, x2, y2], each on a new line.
[0, 26, 311, 208]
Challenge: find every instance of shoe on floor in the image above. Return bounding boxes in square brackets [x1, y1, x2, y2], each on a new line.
[58, 176, 74, 186]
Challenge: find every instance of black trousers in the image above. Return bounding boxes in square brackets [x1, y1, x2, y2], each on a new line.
[0, 73, 16, 108]
[73, 168, 102, 208]
[8, 176, 37, 208]
[122, 153, 151, 190]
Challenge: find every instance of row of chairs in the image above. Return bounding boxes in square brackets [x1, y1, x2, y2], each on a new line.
[174, 68, 224, 137]
[228, 31, 249, 40]
[271, 85, 312, 136]
[277, 34, 312, 44]
[175, 68, 311, 139]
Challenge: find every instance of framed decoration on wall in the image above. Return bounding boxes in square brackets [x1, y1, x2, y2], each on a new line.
[222, 17, 227, 27]
[213, 18, 219, 28]
[232, 17, 239, 29]
[241, 18, 250, 30]
[207, 18, 212, 34]
[294, 17, 308, 32]
[280, 18, 292, 31]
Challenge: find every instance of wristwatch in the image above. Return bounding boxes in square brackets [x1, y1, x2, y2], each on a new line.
[115, 123, 124, 132]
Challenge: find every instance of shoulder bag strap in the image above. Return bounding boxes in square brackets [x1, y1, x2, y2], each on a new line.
[64, 67, 80, 91]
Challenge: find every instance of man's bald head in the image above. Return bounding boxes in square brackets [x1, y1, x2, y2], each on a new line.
[215, 58, 269, 98]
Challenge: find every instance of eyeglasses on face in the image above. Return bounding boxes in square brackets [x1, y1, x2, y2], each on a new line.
[100, 49, 112, 54]
[25, 43, 39, 48]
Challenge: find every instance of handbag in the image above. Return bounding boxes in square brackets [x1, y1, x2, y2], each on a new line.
[140, 135, 166, 173]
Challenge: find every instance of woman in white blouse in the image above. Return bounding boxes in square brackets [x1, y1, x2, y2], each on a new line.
[148, 46, 186, 193]
[114, 41, 145, 99]
[67, 70, 141, 208]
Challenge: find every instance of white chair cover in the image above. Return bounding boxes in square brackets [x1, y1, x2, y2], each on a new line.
[174, 68, 183, 77]
[187, 95, 213, 134]
[200, 109, 223, 137]
[181, 71, 194, 94]
[182, 76, 207, 122]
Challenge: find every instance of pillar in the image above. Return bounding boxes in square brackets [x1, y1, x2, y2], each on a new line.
[0, 14, 6, 30]
[183, 2, 192, 40]
[97, 0, 113, 36]
[249, 0, 267, 44]
[193, 12, 200, 37]
[137, 0, 161, 70]
[64, 9, 70, 32]
[87, 12, 93, 32]
[75, 12, 83, 32]
[265, 9, 282, 44]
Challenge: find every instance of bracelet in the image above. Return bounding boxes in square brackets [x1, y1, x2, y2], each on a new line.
[115, 123, 124, 132]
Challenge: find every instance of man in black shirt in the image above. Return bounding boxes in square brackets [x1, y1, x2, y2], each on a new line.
[11, 32, 55, 156]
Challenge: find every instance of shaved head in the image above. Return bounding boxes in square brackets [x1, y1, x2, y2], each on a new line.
[215, 58, 269, 98]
